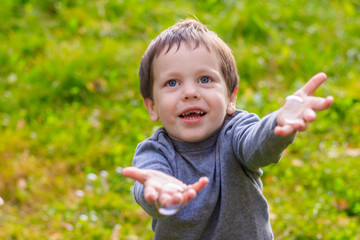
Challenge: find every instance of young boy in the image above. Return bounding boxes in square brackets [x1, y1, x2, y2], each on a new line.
[122, 19, 333, 239]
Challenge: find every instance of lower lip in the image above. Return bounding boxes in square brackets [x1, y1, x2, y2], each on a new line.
[180, 115, 205, 125]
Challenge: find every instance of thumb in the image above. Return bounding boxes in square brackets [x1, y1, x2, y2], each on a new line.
[121, 167, 148, 184]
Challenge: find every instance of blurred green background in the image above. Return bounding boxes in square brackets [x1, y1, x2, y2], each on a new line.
[0, 0, 359, 239]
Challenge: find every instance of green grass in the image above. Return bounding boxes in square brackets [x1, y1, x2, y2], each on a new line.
[0, 0, 359, 239]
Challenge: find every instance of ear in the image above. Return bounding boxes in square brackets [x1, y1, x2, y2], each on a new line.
[143, 98, 159, 122]
[226, 87, 238, 115]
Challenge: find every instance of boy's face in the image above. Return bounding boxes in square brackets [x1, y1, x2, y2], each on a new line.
[144, 43, 237, 142]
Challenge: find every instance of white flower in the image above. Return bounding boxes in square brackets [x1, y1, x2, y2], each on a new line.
[86, 173, 97, 181]
[75, 190, 85, 197]
[115, 167, 123, 174]
[100, 170, 108, 178]
[90, 211, 98, 222]
[79, 214, 88, 221]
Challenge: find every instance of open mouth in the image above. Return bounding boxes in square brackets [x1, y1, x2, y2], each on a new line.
[179, 110, 206, 119]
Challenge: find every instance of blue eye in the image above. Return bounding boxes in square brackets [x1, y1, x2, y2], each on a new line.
[167, 80, 178, 87]
[200, 76, 211, 84]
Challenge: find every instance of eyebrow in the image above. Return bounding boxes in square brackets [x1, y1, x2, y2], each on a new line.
[194, 66, 222, 77]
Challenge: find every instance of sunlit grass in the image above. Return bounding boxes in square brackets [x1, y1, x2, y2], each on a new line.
[0, 0, 359, 239]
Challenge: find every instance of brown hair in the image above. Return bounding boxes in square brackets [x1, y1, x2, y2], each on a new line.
[139, 19, 239, 100]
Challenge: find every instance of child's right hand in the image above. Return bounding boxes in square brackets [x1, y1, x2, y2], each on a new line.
[122, 167, 209, 214]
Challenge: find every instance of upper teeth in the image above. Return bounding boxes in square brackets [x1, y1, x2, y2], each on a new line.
[183, 111, 204, 116]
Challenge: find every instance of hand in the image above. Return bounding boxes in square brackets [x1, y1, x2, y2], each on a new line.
[275, 72, 334, 136]
[122, 167, 209, 215]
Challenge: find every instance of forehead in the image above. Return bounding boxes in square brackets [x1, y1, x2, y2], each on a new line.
[152, 42, 221, 74]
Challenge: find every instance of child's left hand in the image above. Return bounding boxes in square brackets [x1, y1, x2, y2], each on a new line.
[275, 72, 334, 136]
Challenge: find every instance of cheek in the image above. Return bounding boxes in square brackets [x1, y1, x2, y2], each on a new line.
[210, 92, 229, 110]
[157, 99, 176, 118]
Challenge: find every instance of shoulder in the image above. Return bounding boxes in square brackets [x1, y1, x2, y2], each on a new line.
[222, 110, 261, 131]
[137, 127, 173, 151]
[220, 109, 279, 142]
[134, 128, 176, 162]
[133, 128, 177, 174]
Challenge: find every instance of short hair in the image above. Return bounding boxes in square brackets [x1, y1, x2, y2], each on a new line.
[139, 19, 239, 100]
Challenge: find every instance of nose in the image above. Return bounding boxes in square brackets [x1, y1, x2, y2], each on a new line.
[182, 82, 200, 100]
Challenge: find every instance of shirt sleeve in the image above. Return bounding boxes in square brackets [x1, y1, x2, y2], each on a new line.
[230, 110, 296, 172]
[132, 134, 174, 219]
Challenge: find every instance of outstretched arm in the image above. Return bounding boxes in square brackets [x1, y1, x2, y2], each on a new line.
[122, 167, 209, 215]
[275, 72, 334, 136]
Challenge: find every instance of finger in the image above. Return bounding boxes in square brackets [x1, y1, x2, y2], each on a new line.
[121, 167, 148, 184]
[144, 185, 159, 203]
[182, 189, 197, 203]
[158, 193, 172, 207]
[326, 96, 335, 106]
[299, 72, 327, 96]
[303, 109, 316, 122]
[171, 192, 184, 205]
[274, 125, 295, 136]
[285, 119, 307, 132]
[181, 177, 209, 204]
[293, 122, 307, 132]
[307, 96, 334, 111]
[189, 177, 209, 193]
[158, 192, 183, 207]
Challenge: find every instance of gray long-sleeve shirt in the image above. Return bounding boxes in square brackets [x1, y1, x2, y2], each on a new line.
[132, 110, 295, 239]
